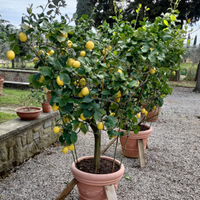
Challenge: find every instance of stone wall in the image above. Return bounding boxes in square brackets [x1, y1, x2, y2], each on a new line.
[0, 111, 60, 174]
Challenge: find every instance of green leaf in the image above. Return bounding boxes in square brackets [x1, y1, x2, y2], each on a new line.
[119, 131, 125, 137]
[92, 101, 100, 110]
[70, 131, 77, 143]
[72, 13, 78, 20]
[163, 20, 169, 26]
[59, 99, 67, 107]
[98, 109, 106, 115]
[63, 103, 73, 114]
[101, 90, 110, 96]
[14, 45, 20, 54]
[128, 80, 138, 88]
[125, 175, 131, 180]
[78, 57, 86, 64]
[105, 116, 117, 128]
[57, 35, 66, 42]
[82, 95, 93, 103]
[80, 123, 88, 134]
[64, 133, 71, 146]
[94, 111, 101, 121]
[59, 135, 64, 145]
[83, 110, 93, 118]
[60, 73, 70, 84]
[39, 67, 53, 76]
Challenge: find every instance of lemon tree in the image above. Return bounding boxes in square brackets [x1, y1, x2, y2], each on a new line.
[8, 0, 186, 172]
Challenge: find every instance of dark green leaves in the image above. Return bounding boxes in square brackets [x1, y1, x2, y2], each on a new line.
[39, 67, 53, 76]
[82, 95, 93, 103]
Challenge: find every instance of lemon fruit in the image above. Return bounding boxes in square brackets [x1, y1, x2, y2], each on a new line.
[80, 51, 86, 57]
[116, 91, 122, 98]
[78, 123, 82, 128]
[85, 41, 94, 50]
[56, 76, 64, 86]
[53, 126, 60, 134]
[144, 111, 148, 117]
[136, 113, 141, 118]
[102, 49, 106, 55]
[67, 58, 75, 66]
[108, 45, 112, 51]
[62, 146, 69, 154]
[80, 78, 86, 86]
[67, 40, 72, 48]
[38, 50, 45, 56]
[78, 92, 83, 98]
[63, 117, 70, 123]
[117, 69, 122, 74]
[73, 61, 81, 68]
[47, 50, 54, 55]
[61, 32, 68, 38]
[33, 57, 39, 64]
[141, 108, 146, 114]
[52, 103, 59, 111]
[153, 106, 157, 110]
[68, 144, 75, 151]
[19, 32, 27, 42]
[39, 75, 44, 83]
[150, 67, 156, 74]
[97, 122, 104, 130]
[6, 50, 15, 60]
[110, 112, 115, 116]
[172, 71, 176, 76]
[80, 113, 86, 121]
[114, 98, 120, 103]
[81, 87, 90, 96]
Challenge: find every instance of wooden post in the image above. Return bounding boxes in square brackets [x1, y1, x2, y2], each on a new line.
[55, 178, 78, 200]
[101, 138, 117, 155]
[138, 139, 146, 167]
[104, 185, 118, 200]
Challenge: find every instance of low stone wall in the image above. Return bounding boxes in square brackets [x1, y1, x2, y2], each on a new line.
[0, 111, 60, 174]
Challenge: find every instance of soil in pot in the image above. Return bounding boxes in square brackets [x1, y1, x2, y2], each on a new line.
[76, 157, 120, 174]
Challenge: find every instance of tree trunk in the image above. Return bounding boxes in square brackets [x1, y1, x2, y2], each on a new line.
[169, 70, 180, 81]
[193, 61, 200, 92]
[94, 131, 101, 172]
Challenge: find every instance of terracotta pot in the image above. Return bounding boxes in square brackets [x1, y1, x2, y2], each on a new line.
[0, 79, 4, 95]
[71, 156, 124, 200]
[119, 125, 153, 158]
[15, 106, 42, 120]
[46, 90, 52, 103]
[42, 102, 51, 113]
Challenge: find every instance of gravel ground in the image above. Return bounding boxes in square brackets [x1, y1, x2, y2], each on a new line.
[0, 86, 200, 200]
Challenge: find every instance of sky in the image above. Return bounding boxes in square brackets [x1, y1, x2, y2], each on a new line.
[0, 0, 200, 44]
[0, 0, 77, 27]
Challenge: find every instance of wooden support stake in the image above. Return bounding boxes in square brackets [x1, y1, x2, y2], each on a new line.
[104, 184, 118, 200]
[138, 139, 146, 168]
[56, 178, 78, 200]
[101, 138, 117, 155]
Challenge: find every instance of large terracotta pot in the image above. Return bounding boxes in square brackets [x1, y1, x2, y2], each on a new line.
[71, 156, 124, 200]
[119, 125, 153, 158]
[42, 102, 51, 113]
[15, 106, 42, 120]
[0, 79, 4, 95]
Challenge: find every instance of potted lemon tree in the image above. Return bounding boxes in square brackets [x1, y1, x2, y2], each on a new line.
[7, 0, 185, 198]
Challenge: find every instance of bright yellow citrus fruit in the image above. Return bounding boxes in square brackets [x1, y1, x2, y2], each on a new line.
[102, 49, 106, 55]
[78, 122, 82, 128]
[61, 32, 68, 38]
[150, 67, 156, 74]
[68, 144, 75, 151]
[108, 45, 112, 51]
[141, 108, 146, 114]
[144, 111, 148, 117]
[33, 57, 39, 64]
[80, 51, 86, 57]
[114, 98, 120, 103]
[97, 122, 104, 130]
[63, 117, 70, 123]
[81, 87, 90, 96]
[67, 40, 72, 48]
[19, 32, 27, 42]
[80, 78, 86, 86]
[78, 92, 83, 98]
[62, 146, 69, 154]
[112, 135, 117, 138]
[116, 91, 122, 98]
[47, 50, 54, 55]
[172, 71, 176, 76]
[38, 50, 45, 56]
[136, 113, 141, 118]
[117, 69, 122, 74]
[110, 112, 115, 116]
[85, 41, 94, 50]
[33, 46, 38, 51]
[67, 58, 75, 66]
[52, 103, 59, 112]
[80, 113, 86, 120]
[6, 50, 15, 60]
[56, 76, 64, 86]
[73, 61, 81, 68]
[53, 126, 60, 134]
[39, 75, 44, 83]
[153, 106, 157, 110]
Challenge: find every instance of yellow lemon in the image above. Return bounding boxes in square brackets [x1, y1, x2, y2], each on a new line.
[141, 108, 146, 114]
[80, 51, 86, 57]
[67, 58, 75, 66]
[61, 32, 68, 38]
[172, 71, 176, 76]
[80, 78, 86, 86]
[33, 57, 39, 64]
[73, 81, 77, 86]
[6, 50, 15, 60]
[78, 92, 83, 98]
[39, 75, 44, 83]
[85, 41, 94, 50]
[52, 103, 59, 111]
[161, 94, 165, 98]
[80, 113, 86, 121]
[116, 91, 122, 98]
[108, 45, 112, 51]
[117, 69, 122, 74]
[62, 146, 69, 154]
[19, 32, 27, 42]
[153, 106, 157, 110]
[136, 113, 141, 118]
[137, 81, 140, 87]
[47, 50, 54, 55]
[97, 122, 104, 130]
[38, 50, 45, 56]
[144, 111, 148, 117]
[63, 117, 70, 123]
[67, 40, 72, 48]
[110, 112, 115, 116]
[56, 76, 64, 86]
[78, 122, 82, 128]
[102, 49, 106, 55]
[68, 144, 75, 151]
[114, 98, 120, 103]
[61, 48, 68, 55]
[33, 46, 38, 51]
[150, 67, 156, 74]
[53, 126, 60, 134]
[81, 87, 90, 96]
[150, 48, 153, 51]
[73, 61, 81, 68]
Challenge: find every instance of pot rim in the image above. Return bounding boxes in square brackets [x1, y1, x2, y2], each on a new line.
[15, 106, 42, 113]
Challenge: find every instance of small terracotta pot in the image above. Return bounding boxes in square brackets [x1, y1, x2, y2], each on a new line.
[119, 125, 153, 158]
[46, 90, 52, 103]
[71, 156, 124, 200]
[15, 106, 42, 120]
[0, 79, 4, 95]
[42, 102, 51, 113]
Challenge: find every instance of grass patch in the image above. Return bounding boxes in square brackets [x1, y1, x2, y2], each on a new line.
[169, 81, 196, 88]
[0, 88, 41, 108]
[0, 112, 18, 124]
[0, 62, 35, 70]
